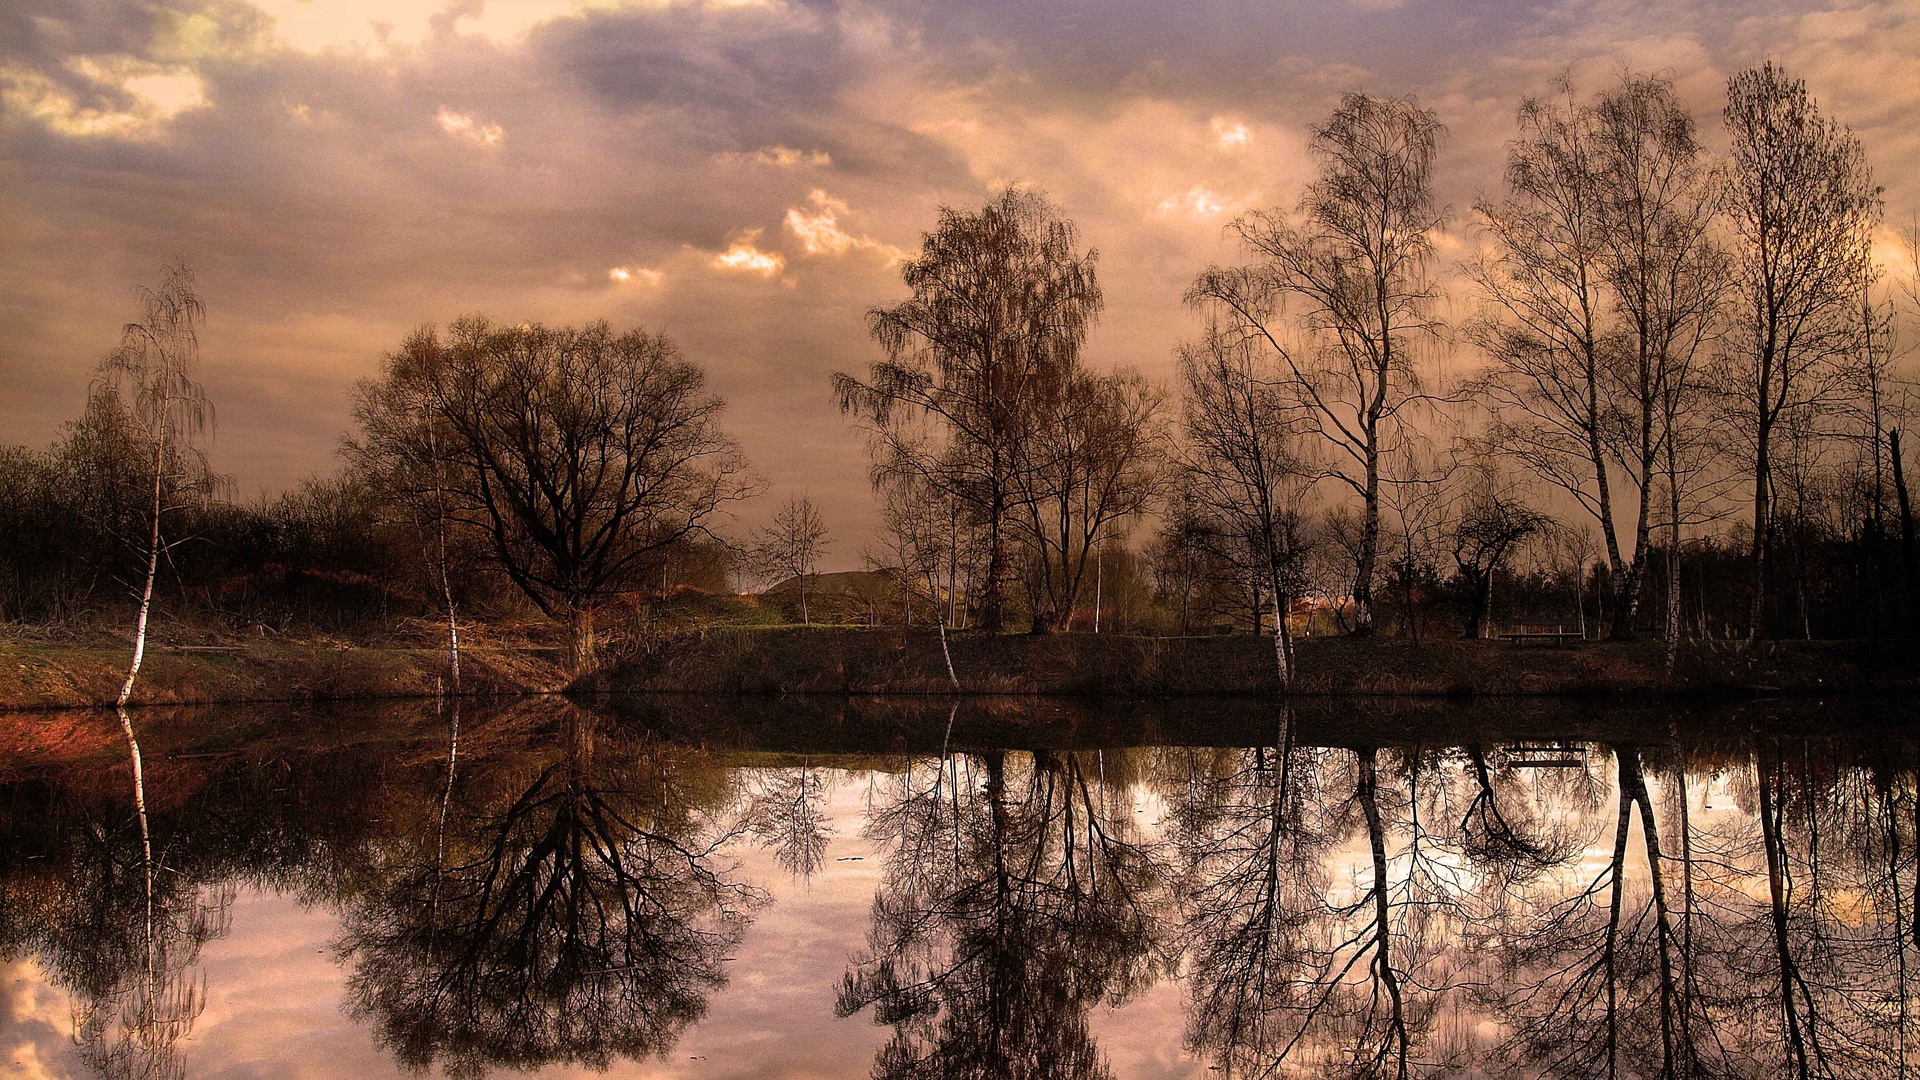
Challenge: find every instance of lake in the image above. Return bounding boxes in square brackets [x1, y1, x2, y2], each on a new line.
[3, 694, 1915, 1078]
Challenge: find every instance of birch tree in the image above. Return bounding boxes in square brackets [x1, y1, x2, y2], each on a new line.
[97, 263, 213, 708]
[1190, 93, 1445, 636]
[1723, 62, 1879, 639]
[836, 189, 1102, 634]
[1176, 324, 1311, 689]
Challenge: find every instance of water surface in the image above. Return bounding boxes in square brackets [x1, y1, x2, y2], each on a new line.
[3, 695, 1915, 1078]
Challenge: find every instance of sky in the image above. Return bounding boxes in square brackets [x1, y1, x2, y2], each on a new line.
[3, 0, 1919, 567]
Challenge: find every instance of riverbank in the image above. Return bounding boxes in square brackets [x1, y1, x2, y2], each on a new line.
[0, 642, 567, 710]
[601, 628, 1914, 697]
[3, 630, 1915, 711]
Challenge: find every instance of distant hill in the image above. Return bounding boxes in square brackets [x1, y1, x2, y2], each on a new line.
[759, 570, 937, 625]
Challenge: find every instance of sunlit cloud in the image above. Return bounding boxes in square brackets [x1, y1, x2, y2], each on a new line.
[1210, 116, 1251, 149]
[711, 230, 786, 276]
[249, 0, 787, 54]
[1, 57, 208, 139]
[719, 144, 833, 167]
[1155, 185, 1242, 217]
[437, 107, 504, 147]
[608, 265, 664, 286]
[784, 189, 908, 262]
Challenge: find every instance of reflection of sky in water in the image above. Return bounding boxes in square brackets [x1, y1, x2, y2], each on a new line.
[4, 717, 1911, 1080]
[4, 770, 1210, 1078]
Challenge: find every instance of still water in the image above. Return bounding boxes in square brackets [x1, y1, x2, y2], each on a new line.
[3, 695, 1916, 1079]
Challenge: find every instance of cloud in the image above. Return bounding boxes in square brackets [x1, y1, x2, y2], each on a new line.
[246, 0, 792, 55]
[436, 107, 504, 147]
[1, 56, 208, 139]
[1210, 116, 1251, 149]
[609, 264, 664, 285]
[784, 189, 908, 261]
[720, 143, 833, 167]
[1154, 185, 1248, 217]
[711, 230, 786, 275]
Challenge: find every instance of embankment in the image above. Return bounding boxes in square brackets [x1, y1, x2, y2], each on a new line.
[4, 630, 1915, 710]
[592, 628, 1920, 698]
[0, 642, 566, 711]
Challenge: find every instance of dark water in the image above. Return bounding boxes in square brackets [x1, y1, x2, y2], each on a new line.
[3, 695, 1917, 1079]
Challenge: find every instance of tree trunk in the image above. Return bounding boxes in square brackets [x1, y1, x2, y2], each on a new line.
[1893, 429, 1917, 635]
[1665, 489, 1683, 678]
[568, 603, 597, 675]
[117, 433, 167, 708]
[980, 488, 1006, 633]
[1750, 422, 1773, 641]
[1267, 561, 1293, 692]
[1353, 455, 1380, 636]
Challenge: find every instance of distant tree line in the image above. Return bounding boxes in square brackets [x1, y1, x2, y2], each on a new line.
[3, 61, 1915, 680]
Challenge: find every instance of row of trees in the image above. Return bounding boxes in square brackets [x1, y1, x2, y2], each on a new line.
[835, 62, 1914, 686]
[1, 61, 1911, 682]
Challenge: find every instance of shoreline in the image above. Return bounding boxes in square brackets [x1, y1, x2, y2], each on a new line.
[4, 629, 1917, 711]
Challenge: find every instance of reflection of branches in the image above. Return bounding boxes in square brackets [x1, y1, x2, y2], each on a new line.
[1167, 727, 1328, 1076]
[0, 713, 231, 1080]
[1491, 743, 1734, 1079]
[338, 710, 763, 1079]
[744, 759, 836, 879]
[1170, 723, 1477, 1078]
[1457, 744, 1583, 888]
[838, 749, 1169, 1079]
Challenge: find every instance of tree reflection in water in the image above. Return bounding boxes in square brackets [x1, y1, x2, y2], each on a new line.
[743, 756, 836, 880]
[0, 711, 231, 1080]
[335, 704, 764, 1078]
[1162, 720, 1552, 1079]
[6, 700, 1920, 1080]
[837, 746, 1170, 1079]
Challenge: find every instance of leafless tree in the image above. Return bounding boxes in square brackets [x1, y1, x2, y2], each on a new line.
[877, 474, 969, 687]
[750, 496, 830, 624]
[1596, 74, 1731, 645]
[354, 318, 753, 672]
[97, 263, 214, 707]
[1012, 368, 1168, 631]
[345, 364, 469, 687]
[1450, 472, 1550, 639]
[1176, 324, 1313, 687]
[1190, 93, 1446, 636]
[836, 189, 1103, 633]
[1722, 62, 1881, 639]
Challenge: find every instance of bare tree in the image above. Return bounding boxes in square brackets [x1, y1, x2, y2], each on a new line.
[1450, 473, 1549, 639]
[1012, 368, 1167, 632]
[1723, 62, 1880, 639]
[1468, 81, 1615, 628]
[750, 496, 830, 624]
[1190, 93, 1445, 636]
[1596, 73, 1730, 646]
[1176, 325, 1312, 688]
[836, 189, 1102, 634]
[876, 475, 964, 686]
[345, 368, 468, 688]
[97, 263, 213, 707]
[354, 318, 752, 673]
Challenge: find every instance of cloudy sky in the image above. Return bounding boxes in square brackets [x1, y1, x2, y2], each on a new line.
[3, 0, 1917, 563]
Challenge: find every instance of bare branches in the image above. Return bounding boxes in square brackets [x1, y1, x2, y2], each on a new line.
[1190, 93, 1446, 635]
[837, 189, 1102, 634]
[354, 317, 753, 671]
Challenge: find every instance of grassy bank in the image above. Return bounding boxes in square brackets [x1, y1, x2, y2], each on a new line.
[594, 627, 1920, 697]
[0, 642, 566, 711]
[4, 629, 1915, 710]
